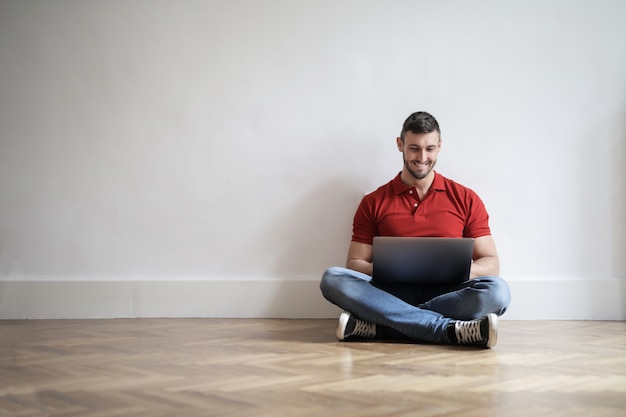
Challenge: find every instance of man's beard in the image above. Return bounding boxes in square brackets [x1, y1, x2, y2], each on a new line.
[404, 155, 437, 180]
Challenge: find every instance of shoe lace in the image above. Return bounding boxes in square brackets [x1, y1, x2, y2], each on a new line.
[455, 319, 482, 344]
[353, 319, 376, 338]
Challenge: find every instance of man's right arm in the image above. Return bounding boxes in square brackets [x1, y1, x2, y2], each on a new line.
[345, 241, 374, 276]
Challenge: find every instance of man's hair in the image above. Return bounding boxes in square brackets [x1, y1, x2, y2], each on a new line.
[400, 111, 441, 142]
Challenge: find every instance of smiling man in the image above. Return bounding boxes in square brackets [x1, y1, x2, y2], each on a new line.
[320, 111, 511, 348]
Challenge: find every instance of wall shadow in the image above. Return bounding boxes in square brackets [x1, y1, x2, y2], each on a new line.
[263, 177, 366, 320]
[618, 106, 626, 317]
[270, 178, 365, 278]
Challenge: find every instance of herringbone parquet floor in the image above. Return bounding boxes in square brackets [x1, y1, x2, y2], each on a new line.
[1, 319, 625, 416]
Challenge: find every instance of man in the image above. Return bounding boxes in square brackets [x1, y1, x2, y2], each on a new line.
[320, 111, 511, 348]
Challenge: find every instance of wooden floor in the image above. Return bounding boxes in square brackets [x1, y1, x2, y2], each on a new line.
[1, 319, 625, 417]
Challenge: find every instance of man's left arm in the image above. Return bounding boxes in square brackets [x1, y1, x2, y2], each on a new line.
[470, 235, 500, 278]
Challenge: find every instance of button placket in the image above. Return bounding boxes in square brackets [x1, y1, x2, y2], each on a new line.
[407, 189, 420, 214]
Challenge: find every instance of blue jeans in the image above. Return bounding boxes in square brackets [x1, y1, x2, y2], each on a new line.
[320, 266, 511, 344]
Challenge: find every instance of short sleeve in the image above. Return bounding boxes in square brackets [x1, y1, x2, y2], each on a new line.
[463, 191, 491, 238]
[351, 196, 377, 245]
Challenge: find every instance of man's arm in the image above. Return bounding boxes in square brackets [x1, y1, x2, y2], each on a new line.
[470, 235, 500, 278]
[345, 241, 374, 276]
[346, 236, 499, 278]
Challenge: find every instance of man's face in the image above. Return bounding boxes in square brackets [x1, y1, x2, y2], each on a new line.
[397, 131, 442, 180]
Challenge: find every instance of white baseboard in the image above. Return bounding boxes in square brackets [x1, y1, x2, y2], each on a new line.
[1, 277, 624, 320]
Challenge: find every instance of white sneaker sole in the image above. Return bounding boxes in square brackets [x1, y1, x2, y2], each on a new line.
[486, 313, 499, 348]
[336, 311, 351, 340]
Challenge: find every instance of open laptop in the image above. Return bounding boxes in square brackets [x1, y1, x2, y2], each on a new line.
[372, 237, 474, 285]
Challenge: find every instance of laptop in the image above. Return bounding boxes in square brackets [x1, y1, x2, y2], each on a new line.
[372, 237, 474, 285]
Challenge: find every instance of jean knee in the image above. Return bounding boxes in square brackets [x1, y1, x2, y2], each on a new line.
[481, 276, 511, 315]
[320, 267, 346, 299]
[320, 266, 372, 305]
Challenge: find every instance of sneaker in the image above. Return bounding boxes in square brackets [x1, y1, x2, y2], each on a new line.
[336, 311, 376, 341]
[452, 313, 498, 348]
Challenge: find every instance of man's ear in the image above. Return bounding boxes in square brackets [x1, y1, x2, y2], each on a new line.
[396, 136, 404, 152]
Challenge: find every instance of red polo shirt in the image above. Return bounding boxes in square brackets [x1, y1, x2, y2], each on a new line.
[352, 172, 491, 245]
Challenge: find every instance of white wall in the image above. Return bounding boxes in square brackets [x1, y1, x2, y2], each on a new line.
[1, 0, 625, 319]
